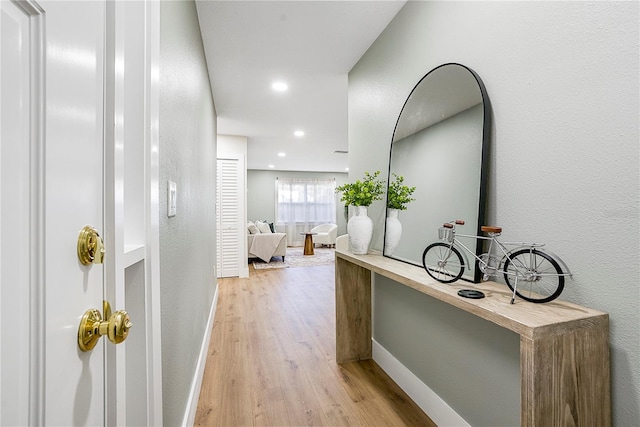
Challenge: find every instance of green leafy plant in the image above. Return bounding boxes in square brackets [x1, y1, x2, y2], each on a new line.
[387, 173, 416, 210]
[336, 170, 386, 207]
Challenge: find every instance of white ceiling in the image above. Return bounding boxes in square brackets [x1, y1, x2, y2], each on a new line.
[196, 1, 406, 172]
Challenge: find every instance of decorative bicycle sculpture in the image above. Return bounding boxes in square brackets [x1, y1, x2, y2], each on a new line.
[422, 220, 572, 304]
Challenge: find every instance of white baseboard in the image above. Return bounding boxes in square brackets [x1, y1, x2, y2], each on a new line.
[372, 339, 469, 427]
[182, 283, 219, 427]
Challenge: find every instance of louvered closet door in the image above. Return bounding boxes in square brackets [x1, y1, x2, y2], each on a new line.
[217, 159, 240, 277]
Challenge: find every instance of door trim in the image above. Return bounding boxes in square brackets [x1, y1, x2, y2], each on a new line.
[13, 1, 47, 424]
[103, 1, 163, 424]
[142, 1, 164, 424]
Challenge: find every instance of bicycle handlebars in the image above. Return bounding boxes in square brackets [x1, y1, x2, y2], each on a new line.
[443, 219, 465, 228]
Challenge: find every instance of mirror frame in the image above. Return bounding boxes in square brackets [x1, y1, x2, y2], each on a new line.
[384, 63, 491, 283]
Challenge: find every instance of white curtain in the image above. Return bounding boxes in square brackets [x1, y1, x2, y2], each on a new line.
[275, 178, 336, 246]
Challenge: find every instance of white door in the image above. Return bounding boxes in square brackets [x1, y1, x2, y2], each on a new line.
[217, 158, 241, 277]
[2, 1, 162, 425]
[1, 0, 107, 425]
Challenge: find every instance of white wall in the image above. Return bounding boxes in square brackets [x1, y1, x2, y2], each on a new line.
[218, 134, 247, 159]
[349, 1, 639, 425]
[159, 1, 217, 425]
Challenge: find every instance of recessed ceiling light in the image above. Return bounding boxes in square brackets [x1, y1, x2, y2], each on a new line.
[294, 130, 304, 137]
[268, 164, 275, 168]
[278, 152, 286, 157]
[345, 167, 349, 171]
[272, 81, 288, 92]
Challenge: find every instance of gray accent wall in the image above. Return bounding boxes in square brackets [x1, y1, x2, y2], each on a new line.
[374, 275, 520, 425]
[247, 169, 349, 236]
[159, 1, 217, 425]
[349, 1, 639, 425]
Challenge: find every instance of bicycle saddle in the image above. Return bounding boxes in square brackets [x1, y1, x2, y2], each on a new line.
[481, 225, 502, 233]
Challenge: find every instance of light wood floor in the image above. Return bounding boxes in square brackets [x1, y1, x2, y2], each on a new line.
[194, 263, 436, 426]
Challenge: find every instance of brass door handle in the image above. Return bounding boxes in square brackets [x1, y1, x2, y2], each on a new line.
[77, 225, 105, 265]
[78, 301, 133, 352]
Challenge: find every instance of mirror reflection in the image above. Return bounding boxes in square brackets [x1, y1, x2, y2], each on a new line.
[384, 63, 490, 282]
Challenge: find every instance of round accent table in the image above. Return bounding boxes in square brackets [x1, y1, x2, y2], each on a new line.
[300, 232, 317, 255]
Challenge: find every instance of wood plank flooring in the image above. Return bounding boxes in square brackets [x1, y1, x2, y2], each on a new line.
[195, 263, 436, 426]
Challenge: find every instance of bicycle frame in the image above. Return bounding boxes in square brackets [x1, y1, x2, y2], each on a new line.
[443, 232, 573, 280]
[445, 232, 512, 274]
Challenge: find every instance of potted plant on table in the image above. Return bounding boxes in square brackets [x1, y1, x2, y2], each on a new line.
[335, 171, 385, 254]
[384, 173, 416, 256]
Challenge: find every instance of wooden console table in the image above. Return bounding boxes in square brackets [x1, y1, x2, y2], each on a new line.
[335, 249, 610, 426]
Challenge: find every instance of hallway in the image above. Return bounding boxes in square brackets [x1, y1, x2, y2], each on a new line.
[195, 265, 435, 426]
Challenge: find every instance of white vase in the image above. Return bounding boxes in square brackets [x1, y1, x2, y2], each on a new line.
[347, 206, 373, 255]
[384, 208, 402, 256]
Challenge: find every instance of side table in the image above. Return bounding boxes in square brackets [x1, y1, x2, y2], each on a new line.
[300, 232, 317, 255]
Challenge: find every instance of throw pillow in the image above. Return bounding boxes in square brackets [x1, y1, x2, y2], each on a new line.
[247, 221, 260, 234]
[256, 221, 272, 234]
[258, 219, 276, 233]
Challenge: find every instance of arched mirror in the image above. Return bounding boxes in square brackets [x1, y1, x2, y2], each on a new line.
[384, 63, 491, 282]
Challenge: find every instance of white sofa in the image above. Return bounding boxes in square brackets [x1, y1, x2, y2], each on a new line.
[310, 223, 338, 247]
[247, 233, 287, 262]
[246, 221, 287, 262]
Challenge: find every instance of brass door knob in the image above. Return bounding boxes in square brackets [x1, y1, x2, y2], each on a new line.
[77, 225, 105, 265]
[78, 301, 133, 352]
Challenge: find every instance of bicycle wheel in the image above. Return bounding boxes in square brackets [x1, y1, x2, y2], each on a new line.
[502, 248, 564, 303]
[422, 243, 465, 283]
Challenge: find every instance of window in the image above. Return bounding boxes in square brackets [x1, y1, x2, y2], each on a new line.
[276, 178, 336, 226]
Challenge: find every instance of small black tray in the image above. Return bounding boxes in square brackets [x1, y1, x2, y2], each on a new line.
[457, 289, 485, 299]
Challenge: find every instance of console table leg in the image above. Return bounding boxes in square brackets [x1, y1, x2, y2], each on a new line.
[520, 317, 610, 426]
[335, 257, 372, 363]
